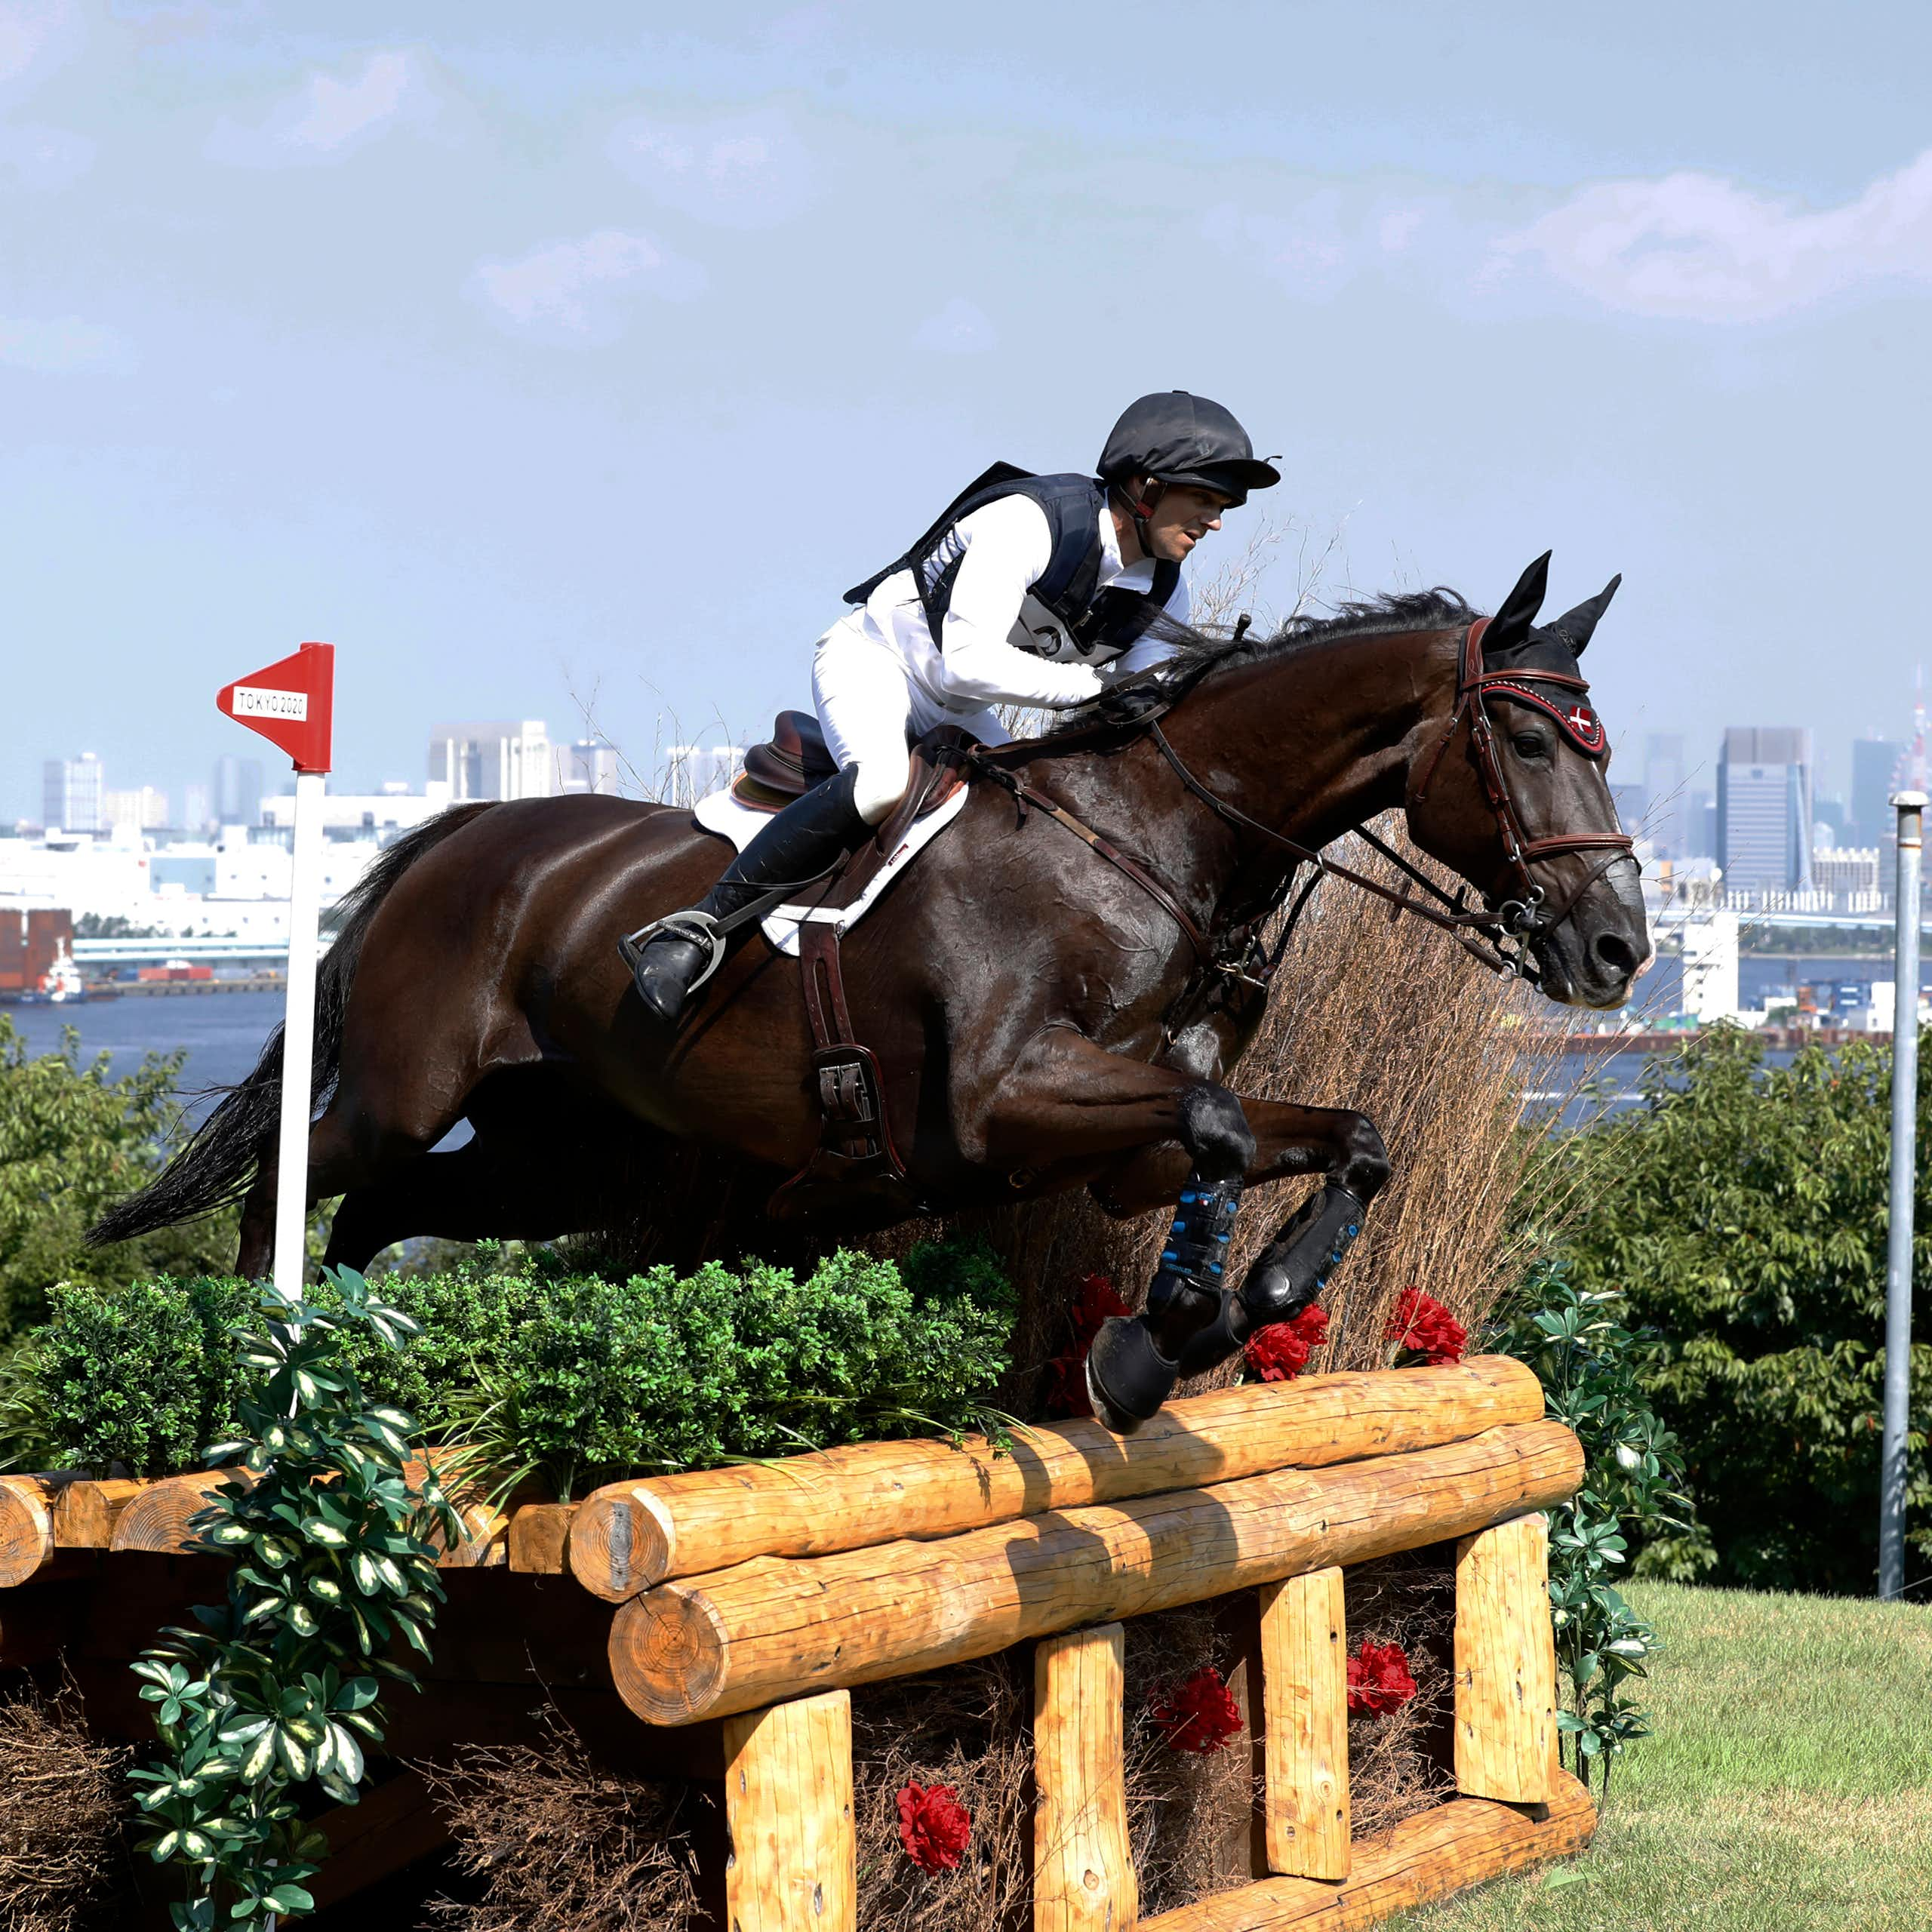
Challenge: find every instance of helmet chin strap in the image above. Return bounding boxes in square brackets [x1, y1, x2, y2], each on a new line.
[1112, 477, 1166, 563]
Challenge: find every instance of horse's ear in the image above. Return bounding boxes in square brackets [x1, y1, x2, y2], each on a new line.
[1537, 574, 1622, 657]
[1484, 551, 1550, 657]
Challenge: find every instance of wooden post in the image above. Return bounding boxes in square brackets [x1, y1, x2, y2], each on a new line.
[721, 1689, 856, 1932]
[1035, 1623, 1136, 1932]
[1259, 1568, 1349, 1881]
[1454, 1512, 1555, 1804]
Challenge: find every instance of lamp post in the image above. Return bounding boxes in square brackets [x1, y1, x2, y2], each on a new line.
[1879, 789, 1924, 1601]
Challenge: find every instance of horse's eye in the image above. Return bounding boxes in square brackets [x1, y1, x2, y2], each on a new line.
[1512, 731, 1547, 759]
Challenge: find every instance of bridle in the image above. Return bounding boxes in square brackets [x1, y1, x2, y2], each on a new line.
[966, 613, 1635, 993]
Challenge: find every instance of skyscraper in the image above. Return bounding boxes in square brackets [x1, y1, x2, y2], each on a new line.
[428, 721, 555, 801]
[1850, 737, 1904, 848]
[1717, 728, 1813, 892]
[42, 752, 104, 833]
[1642, 733, 1688, 859]
[213, 754, 264, 826]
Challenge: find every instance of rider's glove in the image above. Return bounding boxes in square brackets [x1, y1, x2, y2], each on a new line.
[1092, 680, 1168, 727]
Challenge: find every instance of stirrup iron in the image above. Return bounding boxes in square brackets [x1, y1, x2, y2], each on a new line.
[620, 908, 729, 992]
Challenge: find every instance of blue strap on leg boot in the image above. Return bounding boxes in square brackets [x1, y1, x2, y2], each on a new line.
[1173, 1182, 1367, 1379]
[1086, 1174, 1242, 1433]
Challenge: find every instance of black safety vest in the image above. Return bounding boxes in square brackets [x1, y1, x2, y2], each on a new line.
[844, 464, 1182, 663]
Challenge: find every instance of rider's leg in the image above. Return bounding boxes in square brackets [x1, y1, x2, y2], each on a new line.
[620, 620, 914, 1029]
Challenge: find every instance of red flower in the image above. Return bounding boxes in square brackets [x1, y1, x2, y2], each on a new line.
[1044, 1274, 1134, 1418]
[897, 1781, 972, 1872]
[1244, 1303, 1331, 1383]
[1385, 1288, 1467, 1367]
[1150, 1666, 1244, 1753]
[1346, 1640, 1418, 1716]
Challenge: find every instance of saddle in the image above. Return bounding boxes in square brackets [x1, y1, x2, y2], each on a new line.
[734, 711, 961, 820]
[764, 722, 974, 1221]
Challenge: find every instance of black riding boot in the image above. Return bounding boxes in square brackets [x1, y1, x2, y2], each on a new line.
[620, 764, 868, 1030]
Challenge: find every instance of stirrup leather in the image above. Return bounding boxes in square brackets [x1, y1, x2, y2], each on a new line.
[620, 908, 729, 992]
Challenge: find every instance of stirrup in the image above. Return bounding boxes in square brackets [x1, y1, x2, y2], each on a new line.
[620, 909, 729, 992]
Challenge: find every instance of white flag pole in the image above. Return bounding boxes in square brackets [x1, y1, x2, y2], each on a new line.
[272, 768, 326, 1301]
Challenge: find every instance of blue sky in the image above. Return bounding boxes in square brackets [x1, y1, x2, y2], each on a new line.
[4, 0, 1928, 822]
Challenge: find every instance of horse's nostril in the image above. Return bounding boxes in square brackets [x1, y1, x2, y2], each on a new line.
[1592, 931, 1638, 979]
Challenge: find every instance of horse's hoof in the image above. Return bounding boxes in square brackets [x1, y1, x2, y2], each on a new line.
[1085, 1316, 1176, 1435]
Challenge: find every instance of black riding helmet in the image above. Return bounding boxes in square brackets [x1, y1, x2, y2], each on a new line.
[1097, 391, 1281, 507]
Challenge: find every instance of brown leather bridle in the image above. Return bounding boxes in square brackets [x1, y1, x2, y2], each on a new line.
[967, 614, 1636, 992]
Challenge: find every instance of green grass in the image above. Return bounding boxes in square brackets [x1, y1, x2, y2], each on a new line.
[1390, 1582, 1932, 1932]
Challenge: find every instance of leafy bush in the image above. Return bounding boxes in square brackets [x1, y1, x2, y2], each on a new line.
[1492, 1259, 1697, 1800]
[34, 1278, 252, 1478]
[1529, 1025, 1932, 1592]
[14, 1241, 1015, 1494]
[132, 1269, 461, 1930]
[0, 1016, 239, 1340]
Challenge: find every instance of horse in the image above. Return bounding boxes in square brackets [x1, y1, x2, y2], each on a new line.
[94, 552, 1650, 1426]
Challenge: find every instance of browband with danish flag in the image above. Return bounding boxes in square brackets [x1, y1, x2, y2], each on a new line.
[1484, 679, 1608, 757]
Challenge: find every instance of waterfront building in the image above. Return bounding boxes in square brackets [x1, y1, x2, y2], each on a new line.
[561, 740, 622, 796]
[1850, 737, 1905, 848]
[181, 783, 214, 833]
[1641, 734, 1689, 859]
[260, 781, 453, 840]
[103, 786, 170, 834]
[429, 721, 555, 801]
[42, 753, 104, 835]
[1717, 728, 1813, 892]
[213, 754, 263, 828]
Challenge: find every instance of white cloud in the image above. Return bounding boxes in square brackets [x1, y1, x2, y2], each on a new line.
[608, 106, 816, 229]
[0, 117, 91, 188]
[205, 48, 438, 168]
[0, 0, 77, 97]
[1495, 149, 1932, 322]
[469, 229, 707, 346]
[0, 314, 131, 373]
[912, 296, 996, 355]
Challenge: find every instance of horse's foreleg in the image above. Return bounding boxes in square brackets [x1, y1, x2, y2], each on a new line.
[983, 1029, 1389, 1432]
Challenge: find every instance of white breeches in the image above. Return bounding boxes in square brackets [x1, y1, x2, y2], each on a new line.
[811, 614, 1011, 825]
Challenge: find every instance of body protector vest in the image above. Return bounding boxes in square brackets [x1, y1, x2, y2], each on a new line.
[844, 464, 1182, 666]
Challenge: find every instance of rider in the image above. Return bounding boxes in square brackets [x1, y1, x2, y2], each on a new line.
[621, 390, 1281, 1028]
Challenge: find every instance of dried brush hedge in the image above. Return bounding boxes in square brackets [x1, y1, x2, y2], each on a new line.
[416, 1710, 704, 1932]
[1343, 1549, 1458, 1842]
[881, 825, 1577, 1398]
[0, 1677, 131, 1932]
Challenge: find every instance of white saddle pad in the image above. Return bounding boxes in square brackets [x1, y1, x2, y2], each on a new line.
[692, 783, 970, 957]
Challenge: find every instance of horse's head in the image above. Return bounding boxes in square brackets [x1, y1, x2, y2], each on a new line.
[1404, 553, 1651, 1010]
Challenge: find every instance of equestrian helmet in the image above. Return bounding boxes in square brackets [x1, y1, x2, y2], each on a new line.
[1097, 391, 1281, 506]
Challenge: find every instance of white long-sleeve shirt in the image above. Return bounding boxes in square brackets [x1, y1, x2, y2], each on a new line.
[848, 493, 1190, 715]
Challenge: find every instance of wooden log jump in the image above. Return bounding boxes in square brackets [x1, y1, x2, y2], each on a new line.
[608, 1419, 1580, 1726]
[568, 1357, 1543, 1601]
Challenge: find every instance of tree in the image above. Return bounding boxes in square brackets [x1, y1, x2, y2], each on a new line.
[1531, 1025, 1931, 1594]
[0, 1016, 238, 1339]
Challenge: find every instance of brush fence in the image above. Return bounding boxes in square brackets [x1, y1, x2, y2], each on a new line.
[0, 1356, 1590, 1928]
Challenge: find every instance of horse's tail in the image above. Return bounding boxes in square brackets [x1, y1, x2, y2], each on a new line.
[88, 803, 499, 1247]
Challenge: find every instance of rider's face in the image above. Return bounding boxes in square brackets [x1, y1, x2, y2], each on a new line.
[1140, 482, 1234, 563]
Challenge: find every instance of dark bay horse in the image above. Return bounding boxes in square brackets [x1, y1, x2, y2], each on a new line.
[97, 554, 1649, 1419]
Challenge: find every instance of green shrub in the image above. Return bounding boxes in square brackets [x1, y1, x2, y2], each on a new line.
[36, 1277, 252, 1477]
[0, 1016, 240, 1339]
[1527, 1025, 1932, 1592]
[18, 1241, 1015, 1495]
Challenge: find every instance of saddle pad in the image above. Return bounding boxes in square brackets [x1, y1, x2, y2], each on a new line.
[692, 783, 970, 958]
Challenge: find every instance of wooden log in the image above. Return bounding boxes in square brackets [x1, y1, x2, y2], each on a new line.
[0, 1475, 55, 1586]
[609, 1420, 1582, 1727]
[1454, 1513, 1556, 1805]
[571, 1357, 1543, 1601]
[508, 1502, 577, 1574]
[721, 1690, 856, 1932]
[1260, 1567, 1349, 1881]
[1035, 1623, 1136, 1932]
[1139, 1771, 1595, 1930]
[109, 1472, 242, 1555]
[51, 1478, 145, 1549]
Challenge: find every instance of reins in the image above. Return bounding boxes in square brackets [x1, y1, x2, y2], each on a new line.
[964, 612, 1635, 994]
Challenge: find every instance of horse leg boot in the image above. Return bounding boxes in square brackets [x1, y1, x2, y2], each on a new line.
[1085, 1085, 1255, 1435]
[1173, 1114, 1389, 1377]
[620, 764, 868, 1030]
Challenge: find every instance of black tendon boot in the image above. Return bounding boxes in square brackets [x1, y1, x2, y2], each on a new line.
[1086, 1174, 1244, 1434]
[620, 764, 867, 1030]
[1173, 1183, 1367, 1378]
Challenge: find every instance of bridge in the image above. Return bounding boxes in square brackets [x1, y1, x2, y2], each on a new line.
[72, 934, 329, 970]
